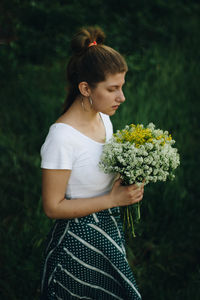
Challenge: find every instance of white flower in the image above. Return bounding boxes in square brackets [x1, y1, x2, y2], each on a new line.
[99, 122, 180, 186]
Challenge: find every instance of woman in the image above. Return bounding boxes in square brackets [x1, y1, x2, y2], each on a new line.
[40, 26, 144, 300]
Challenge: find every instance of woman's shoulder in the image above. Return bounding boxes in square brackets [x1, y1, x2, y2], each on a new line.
[50, 122, 78, 136]
[40, 123, 77, 169]
[43, 123, 79, 147]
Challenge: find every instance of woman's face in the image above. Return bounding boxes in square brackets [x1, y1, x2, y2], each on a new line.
[90, 72, 126, 116]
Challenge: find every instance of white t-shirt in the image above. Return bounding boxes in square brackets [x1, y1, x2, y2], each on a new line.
[40, 113, 115, 199]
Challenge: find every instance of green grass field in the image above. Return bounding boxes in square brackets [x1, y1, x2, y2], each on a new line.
[0, 39, 199, 299]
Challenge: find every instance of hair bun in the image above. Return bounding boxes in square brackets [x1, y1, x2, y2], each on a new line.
[71, 26, 105, 55]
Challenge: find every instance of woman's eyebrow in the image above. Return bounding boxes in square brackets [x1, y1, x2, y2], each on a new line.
[107, 82, 125, 87]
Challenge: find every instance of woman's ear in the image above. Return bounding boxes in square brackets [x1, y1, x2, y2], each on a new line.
[78, 82, 91, 97]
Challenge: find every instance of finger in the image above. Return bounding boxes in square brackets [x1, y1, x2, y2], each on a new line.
[113, 177, 122, 188]
[135, 189, 144, 198]
[135, 194, 143, 202]
[132, 188, 143, 196]
[115, 173, 121, 180]
[128, 183, 139, 191]
[131, 196, 142, 205]
[138, 186, 144, 192]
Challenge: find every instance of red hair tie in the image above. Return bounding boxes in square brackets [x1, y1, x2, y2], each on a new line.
[88, 41, 97, 47]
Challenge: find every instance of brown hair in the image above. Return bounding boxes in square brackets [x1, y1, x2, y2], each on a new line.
[63, 26, 128, 112]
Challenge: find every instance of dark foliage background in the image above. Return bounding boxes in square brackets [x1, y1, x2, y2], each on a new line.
[0, 0, 200, 299]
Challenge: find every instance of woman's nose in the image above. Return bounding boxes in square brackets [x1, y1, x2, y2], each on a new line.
[118, 90, 125, 103]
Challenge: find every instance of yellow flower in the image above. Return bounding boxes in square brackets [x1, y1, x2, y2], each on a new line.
[114, 124, 172, 148]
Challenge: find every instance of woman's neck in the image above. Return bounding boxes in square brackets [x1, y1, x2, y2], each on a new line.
[57, 96, 101, 126]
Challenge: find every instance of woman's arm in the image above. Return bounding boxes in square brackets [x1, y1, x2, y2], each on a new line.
[42, 169, 144, 219]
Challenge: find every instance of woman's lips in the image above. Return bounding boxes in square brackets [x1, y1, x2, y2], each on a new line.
[112, 105, 119, 110]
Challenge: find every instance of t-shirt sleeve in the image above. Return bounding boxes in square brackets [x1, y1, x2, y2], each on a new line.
[40, 126, 74, 170]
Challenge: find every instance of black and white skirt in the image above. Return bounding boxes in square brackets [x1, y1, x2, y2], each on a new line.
[40, 207, 142, 300]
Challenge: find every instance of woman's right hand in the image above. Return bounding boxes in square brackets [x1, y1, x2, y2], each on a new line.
[109, 178, 144, 207]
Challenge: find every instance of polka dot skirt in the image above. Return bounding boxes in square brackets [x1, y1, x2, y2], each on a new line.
[40, 207, 142, 300]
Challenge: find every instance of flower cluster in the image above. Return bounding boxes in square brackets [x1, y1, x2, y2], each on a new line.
[99, 123, 180, 236]
[99, 123, 180, 185]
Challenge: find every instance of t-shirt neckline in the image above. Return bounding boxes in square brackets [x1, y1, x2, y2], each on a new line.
[52, 112, 107, 145]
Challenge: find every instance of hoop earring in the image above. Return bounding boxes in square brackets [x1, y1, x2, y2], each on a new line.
[81, 97, 86, 111]
[88, 96, 93, 107]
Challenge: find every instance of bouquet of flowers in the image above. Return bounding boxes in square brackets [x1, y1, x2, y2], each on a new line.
[99, 123, 180, 236]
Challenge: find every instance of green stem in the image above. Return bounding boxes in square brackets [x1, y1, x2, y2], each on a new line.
[126, 206, 130, 227]
[130, 210, 136, 237]
[137, 202, 141, 222]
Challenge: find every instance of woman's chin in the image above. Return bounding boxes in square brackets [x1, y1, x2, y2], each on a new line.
[101, 110, 117, 116]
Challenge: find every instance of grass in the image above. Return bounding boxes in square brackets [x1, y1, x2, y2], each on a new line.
[0, 41, 199, 299]
[114, 45, 200, 299]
